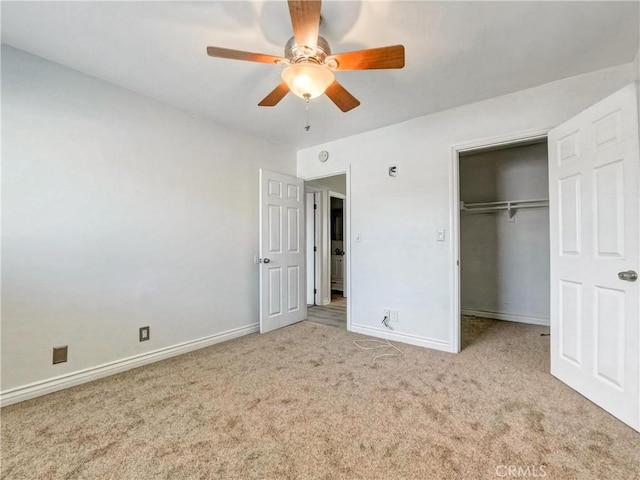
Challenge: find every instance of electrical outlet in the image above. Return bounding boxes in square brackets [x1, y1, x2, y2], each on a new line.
[52, 346, 68, 364]
[382, 309, 393, 329]
[390, 310, 399, 323]
[139, 326, 150, 342]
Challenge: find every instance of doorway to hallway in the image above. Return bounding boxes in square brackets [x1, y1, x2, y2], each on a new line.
[304, 173, 348, 328]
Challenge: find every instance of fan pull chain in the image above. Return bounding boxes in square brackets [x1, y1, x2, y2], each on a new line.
[304, 94, 311, 131]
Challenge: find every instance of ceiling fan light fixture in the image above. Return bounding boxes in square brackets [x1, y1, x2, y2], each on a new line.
[282, 62, 334, 100]
[206, 2, 404, 112]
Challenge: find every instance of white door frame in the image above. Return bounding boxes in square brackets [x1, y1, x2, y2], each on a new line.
[305, 189, 322, 305]
[301, 166, 351, 331]
[329, 191, 347, 299]
[450, 129, 551, 353]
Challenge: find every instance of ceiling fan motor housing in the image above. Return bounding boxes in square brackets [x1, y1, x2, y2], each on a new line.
[284, 35, 334, 67]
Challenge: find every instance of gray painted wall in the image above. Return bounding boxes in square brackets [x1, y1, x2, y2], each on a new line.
[1, 46, 296, 396]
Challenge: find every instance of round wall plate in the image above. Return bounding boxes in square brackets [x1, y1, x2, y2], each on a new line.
[318, 150, 329, 162]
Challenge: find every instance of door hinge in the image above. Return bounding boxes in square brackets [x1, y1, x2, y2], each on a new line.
[314, 204, 317, 210]
[314, 246, 317, 252]
[314, 288, 317, 294]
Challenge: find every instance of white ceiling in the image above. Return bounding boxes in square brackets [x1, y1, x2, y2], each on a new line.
[2, 1, 638, 149]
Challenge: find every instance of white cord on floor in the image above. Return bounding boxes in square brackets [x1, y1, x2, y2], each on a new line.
[353, 338, 404, 364]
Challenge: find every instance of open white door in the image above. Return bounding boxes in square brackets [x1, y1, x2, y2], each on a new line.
[548, 83, 639, 431]
[259, 169, 306, 333]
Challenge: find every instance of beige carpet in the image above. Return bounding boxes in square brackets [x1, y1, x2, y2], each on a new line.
[2, 318, 638, 479]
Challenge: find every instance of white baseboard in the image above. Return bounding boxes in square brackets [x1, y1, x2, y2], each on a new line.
[461, 309, 549, 326]
[0, 323, 259, 407]
[350, 323, 454, 353]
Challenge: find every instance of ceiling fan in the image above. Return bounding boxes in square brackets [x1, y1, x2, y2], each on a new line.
[206, 0, 405, 113]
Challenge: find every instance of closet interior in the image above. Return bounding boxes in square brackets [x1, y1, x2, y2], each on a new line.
[459, 140, 550, 334]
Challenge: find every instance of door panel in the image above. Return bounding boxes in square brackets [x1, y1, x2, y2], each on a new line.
[287, 207, 299, 252]
[559, 280, 582, 365]
[593, 286, 624, 387]
[559, 175, 581, 255]
[268, 205, 281, 252]
[268, 267, 282, 316]
[287, 266, 299, 310]
[548, 83, 639, 431]
[260, 169, 306, 333]
[593, 161, 624, 257]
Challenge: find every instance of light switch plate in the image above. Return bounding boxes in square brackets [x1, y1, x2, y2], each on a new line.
[437, 229, 445, 241]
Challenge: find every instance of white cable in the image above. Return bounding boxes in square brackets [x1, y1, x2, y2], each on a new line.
[353, 338, 404, 364]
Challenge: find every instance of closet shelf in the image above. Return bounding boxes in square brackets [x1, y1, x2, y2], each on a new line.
[460, 198, 549, 218]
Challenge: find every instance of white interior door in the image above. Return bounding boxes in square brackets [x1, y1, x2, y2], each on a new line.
[259, 169, 306, 333]
[548, 83, 639, 431]
[305, 192, 316, 305]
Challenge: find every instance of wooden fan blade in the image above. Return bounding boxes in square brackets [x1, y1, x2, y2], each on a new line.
[329, 45, 405, 71]
[206, 46, 285, 65]
[288, 0, 321, 50]
[325, 80, 360, 112]
[258, 82, 290, 107]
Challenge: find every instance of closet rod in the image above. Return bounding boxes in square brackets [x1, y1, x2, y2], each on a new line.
[460, 199, 549, 217]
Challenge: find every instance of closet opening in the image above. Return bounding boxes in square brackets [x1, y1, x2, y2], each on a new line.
[456, 137, 550, 350]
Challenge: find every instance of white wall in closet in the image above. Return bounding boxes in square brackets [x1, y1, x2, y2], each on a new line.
[459, 142, 550, 324]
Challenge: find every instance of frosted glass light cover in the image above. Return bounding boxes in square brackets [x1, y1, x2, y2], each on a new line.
[282, 63, 334, 99]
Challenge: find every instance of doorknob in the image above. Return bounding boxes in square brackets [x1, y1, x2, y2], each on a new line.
[262, 258, 271, 264]
[618, 270, 638, 282]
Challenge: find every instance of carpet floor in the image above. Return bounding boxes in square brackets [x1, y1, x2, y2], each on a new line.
[1, 318, 638, 479]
